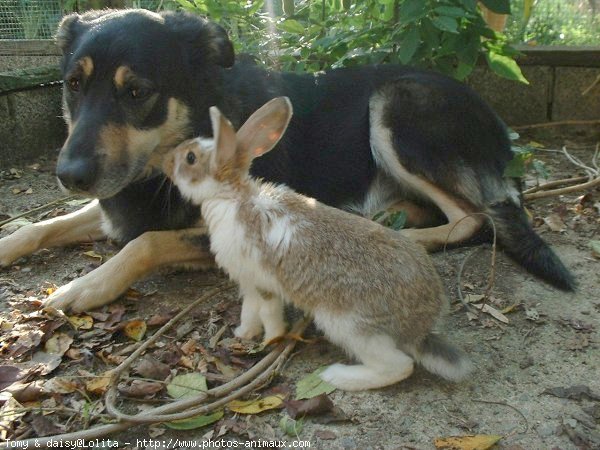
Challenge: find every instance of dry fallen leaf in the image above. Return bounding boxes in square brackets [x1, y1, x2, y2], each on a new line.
[134, 355, 171, 381]
[0, 366, 28, 390]
[544, 213, 567, 232]
[44, 332, 73, 355]
[434, 434, 502, 450]
[42, 377, 79, 394]
[228, 395, 284, 414]
[472, 304, 509, 324]
[0, 395, 25, 440]
[82, 250, 103, 262]
[465, 294, 485, 304]
[123, 320, 147, 342]
[85, 371, 113, 395]
[68, 315, 94, 330]
[285, 393, 334, 419]
[117, 380, 163, 398]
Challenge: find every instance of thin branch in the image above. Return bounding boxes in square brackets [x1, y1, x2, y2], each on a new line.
[0, 195, 78, 228]
[511, 119, 600, 130]
[524, 176, 600, 200]
[456, 247, 483, 313]
[472, 399, 529, 434]
[443, 213, 498, 306]
[105, 317, 310, 423]
[523, 176, 588, 194]
[561, 146, 598, 178]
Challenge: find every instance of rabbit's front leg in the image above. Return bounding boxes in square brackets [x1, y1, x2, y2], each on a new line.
[258, 292, 286, 342]
[234, 288, 263, 340]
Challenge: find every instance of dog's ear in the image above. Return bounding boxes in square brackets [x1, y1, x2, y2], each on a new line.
[237, 97, 293, 160]
[55, 10, 116, 55]
[201, 21, 235, 68]
[55, 13, 84, 54]
[164, 13, 234, 68]
[210, 106, 238, 170]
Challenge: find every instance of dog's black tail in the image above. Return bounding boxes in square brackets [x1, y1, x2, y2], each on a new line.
[486, 200, 575, 291]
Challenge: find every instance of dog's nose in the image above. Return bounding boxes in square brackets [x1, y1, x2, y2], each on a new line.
[56, 158, 96, 192]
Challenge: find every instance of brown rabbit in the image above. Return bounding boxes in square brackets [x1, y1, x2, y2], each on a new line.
[163, 97, 472, 391]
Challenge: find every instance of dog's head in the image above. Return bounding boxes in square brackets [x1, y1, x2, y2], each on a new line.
[55, 9, 234, 198]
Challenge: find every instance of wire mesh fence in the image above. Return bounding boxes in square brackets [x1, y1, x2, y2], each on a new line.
[0, 0, 174, 40]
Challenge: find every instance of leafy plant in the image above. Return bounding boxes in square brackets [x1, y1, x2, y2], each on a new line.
[504, 131, 548, 180]
[175, 0, 527, 82]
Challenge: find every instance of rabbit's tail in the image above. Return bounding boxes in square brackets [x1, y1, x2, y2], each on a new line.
[410, 333, 473, 382]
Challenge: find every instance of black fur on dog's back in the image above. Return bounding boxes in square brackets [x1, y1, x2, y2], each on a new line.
[55, 9, 575, 291]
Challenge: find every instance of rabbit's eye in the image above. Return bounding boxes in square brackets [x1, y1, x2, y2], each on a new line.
[186, 152, 197, 165]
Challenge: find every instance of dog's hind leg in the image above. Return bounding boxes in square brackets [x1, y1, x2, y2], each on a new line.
[369, 113, 482, 251]
[0, 200, 105, 267]
[44, 228, 215, 312]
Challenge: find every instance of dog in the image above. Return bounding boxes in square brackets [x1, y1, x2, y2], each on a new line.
[0, 9, 574, 313]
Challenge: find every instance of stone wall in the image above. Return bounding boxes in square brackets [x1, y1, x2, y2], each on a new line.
[467, 46, 600, 126]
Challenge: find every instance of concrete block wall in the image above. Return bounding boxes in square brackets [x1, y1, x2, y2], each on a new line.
[0, 43, 599, 165]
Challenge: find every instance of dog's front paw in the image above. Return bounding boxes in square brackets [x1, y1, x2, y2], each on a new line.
[44, 277, 116, 313]
[234, 324, 262, 341]
[0, 232, 33, 267]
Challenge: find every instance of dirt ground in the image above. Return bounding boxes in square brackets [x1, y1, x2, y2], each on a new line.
[0, 126, 599, 450]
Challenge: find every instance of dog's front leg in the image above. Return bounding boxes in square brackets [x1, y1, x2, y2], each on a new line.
[0, 200, 105, 267]
[44, 228, 215, 312]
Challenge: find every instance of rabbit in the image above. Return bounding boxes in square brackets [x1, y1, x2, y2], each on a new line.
[162, 97, 473, 391]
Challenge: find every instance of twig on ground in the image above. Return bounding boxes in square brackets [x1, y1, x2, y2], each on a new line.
[524, 176, 600, 200]
[105, 316, 310, 423]
[561, 146, 598, 179]
[0, 284, 310, 448]
[0, 195, 78, 228]
[523, 176, 588, 195]
[472, 399, 529, 435]
[511, 119, 600, 130]
[444, 213, 498, 310]
[456, 247, 483, 314]
[523, 145, 600, 200]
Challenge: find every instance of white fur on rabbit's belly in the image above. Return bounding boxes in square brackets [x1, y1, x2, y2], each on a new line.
[203, 199, 283, 294]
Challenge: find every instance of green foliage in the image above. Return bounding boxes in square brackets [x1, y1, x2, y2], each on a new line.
[504, 131, 548, 180]
[176, 0, 526, 82]
[505, 0, 600, 46]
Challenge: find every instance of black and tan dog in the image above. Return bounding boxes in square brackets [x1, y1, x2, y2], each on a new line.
[0, 9, 574, 312]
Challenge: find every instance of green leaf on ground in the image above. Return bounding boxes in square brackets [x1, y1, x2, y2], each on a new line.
[166, 410, 223, 430]
[167, 373, 208, 399]
[295, 367, 336, 400]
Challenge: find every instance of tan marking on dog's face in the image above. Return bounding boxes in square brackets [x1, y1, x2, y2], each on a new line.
[98, 98, 191, 170]
[79, 56, 94, 77]
[114, 66, 132, 89]
[62, 97, 190, 198]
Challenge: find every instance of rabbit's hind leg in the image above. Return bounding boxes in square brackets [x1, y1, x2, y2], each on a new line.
[316, 313, 414, 391]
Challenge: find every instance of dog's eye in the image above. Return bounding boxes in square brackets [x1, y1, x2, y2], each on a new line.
[67, 77, 80, 92]
[129, 86, 150, 100]
[186, 152, 197, 165]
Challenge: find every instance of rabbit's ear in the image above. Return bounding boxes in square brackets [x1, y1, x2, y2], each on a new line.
[209, 106, 237, 169]
[237, 97, 293, 159]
